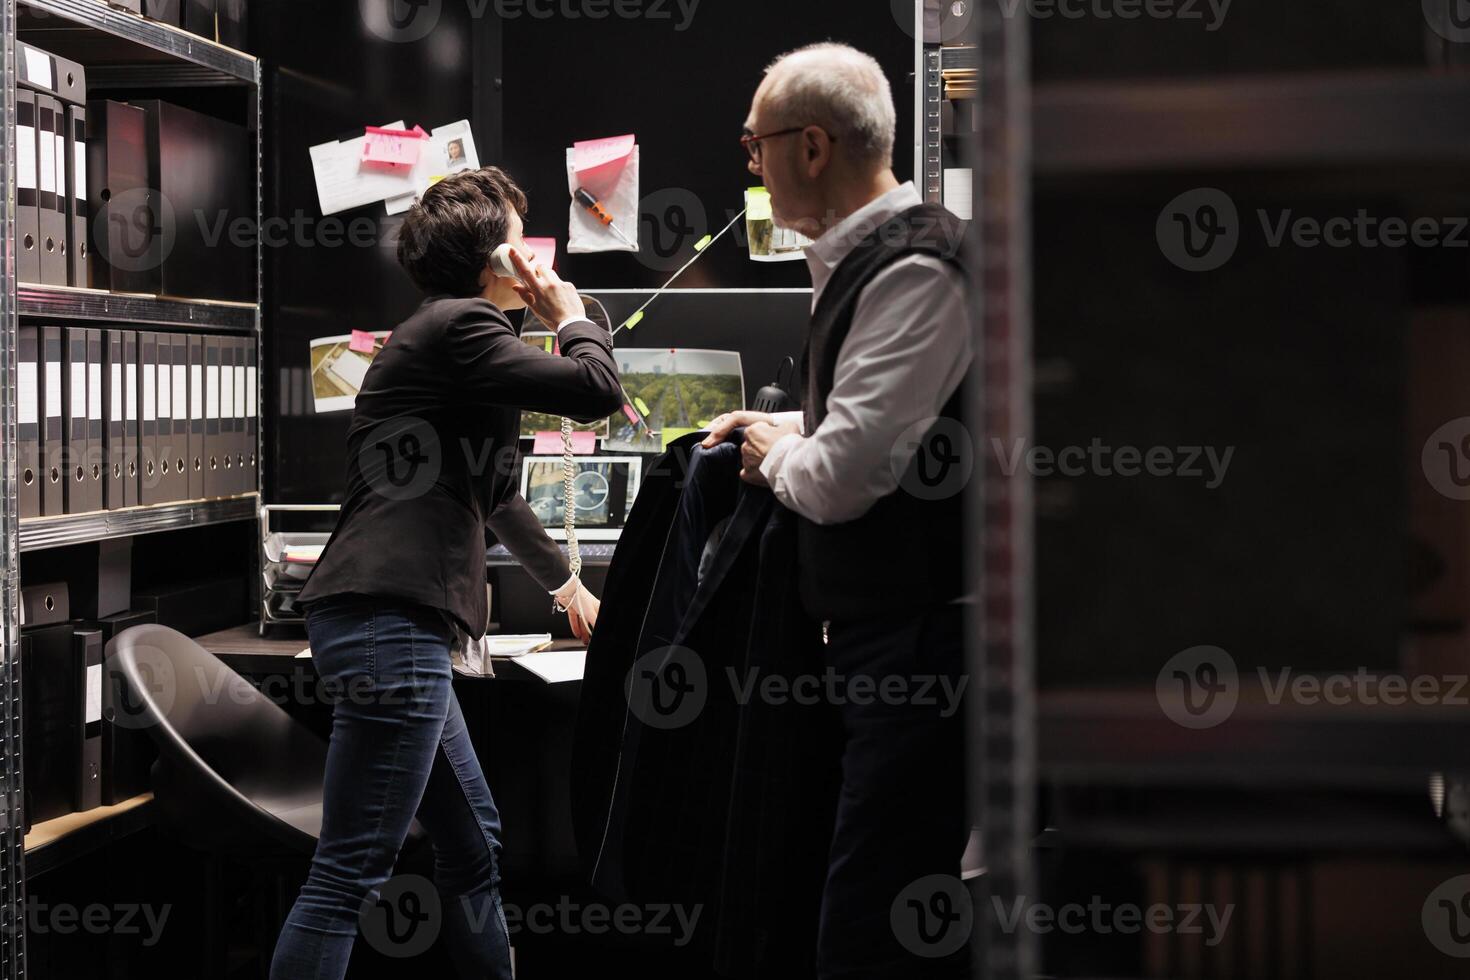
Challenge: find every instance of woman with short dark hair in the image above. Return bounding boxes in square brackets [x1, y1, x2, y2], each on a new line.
[271, 167, 622, 979]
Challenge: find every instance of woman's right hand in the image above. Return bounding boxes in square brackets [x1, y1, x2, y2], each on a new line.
[509, 247, 587, 330]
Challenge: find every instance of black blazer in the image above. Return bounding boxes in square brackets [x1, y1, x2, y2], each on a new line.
[299, 294, 622, 636]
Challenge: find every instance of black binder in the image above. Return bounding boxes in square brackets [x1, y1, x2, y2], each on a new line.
[144, 0, 182, 25]
[171, 333, 190, 501]
[62, 327, 88, 513]
[103, 330, 126, 510]
[138, 332, 161, 506]
[86, 100, 153, 294]
[188, 334, 204, 499]
[94, 609, 157, 804]
[65, 104, 89, 288]
[17, 90, 40, 284]
[204, 336, 220, 497]
[74, 628, 103, 812]
[85, 328, 104, 512]
[19, 326, 41, 519]
[182, 0, 216, 40]
[217, 0, 247, 50]
[40, 326, 64, 516]
[36, 95, 67, 286]
[23, 623, 79, 826]
[222, 336, 238, 494]
[246, 337, 258, 492]
[17, 40, 87, 107]
[20, 581, 69, 627]
[123, 331, 139, 508]
[154, 332, 175, 503]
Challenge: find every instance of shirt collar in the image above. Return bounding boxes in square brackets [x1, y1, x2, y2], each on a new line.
[805, 181, 923, 303]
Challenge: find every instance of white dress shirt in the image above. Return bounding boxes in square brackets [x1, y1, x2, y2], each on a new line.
[760, 182, 970, 525]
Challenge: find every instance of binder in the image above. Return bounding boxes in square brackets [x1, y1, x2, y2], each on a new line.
[20, 581, 69, 626]
[17, 90, 40, 284]
[218, 0, 247, 51]
[155, 332, 174, 502]
[144, 0, 182, 25]
[103, 330, 125, 510]
[18, 326, 41, 519]
[220, 336, 236, 494]
[94, 608, 157, 804]
[74, 628, 103, 812]
[246, 337, 258, 492]
[229, 336, 244, 494]
[16, 40, 87, 106]
[40, 326, 64, 516]
[183, 0, 216, 41]
[188, 334, 204, 499]
[138, 332, 160, 506]
[172, 333, 190, 501]
[123, 332, 139, 507]
[23, 623, 79, 826]
[85, 328, 104, 512]
[65, 104, 89, 288]
[204, 336, 220, 497]
[36, 95, 67, 286]
[86, 100, 153, 294]
[62, 327, 88, 514]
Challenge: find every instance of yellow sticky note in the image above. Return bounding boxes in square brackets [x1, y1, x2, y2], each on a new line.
[662, 426, 698, 449]
[697, 419, 712, 428]
[428, 174, 447, 186]
[623, 310, 644, 331]
[745, 186, 773, 222]
[694, 234, 713, 252]
[634, 397, 652, 416]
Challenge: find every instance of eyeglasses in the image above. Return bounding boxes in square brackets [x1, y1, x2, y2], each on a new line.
[740, 126, 835, 164]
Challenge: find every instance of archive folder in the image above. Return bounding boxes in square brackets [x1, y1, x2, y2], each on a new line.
[62, 327, 88, 514]
[87, 100, 153, 294]
[41, 326, 64, 516]
[17, 40, 87, 106]
[85, 328, 104, 512]
[17, 90, 40, 284]
[172, 333, 190, 501]
[225, 336, 240, 494]
[74, 628, 103, 812]
[65, 104, 88, 287]
[123, 332, 139, 507]
[23, 623, 78, 826]
[246, 338, 258, 492]
[144, 0, 182, 26]
[36, 95, 67, 286]
[104, 330, 125, 510]
[154, 333, 174, 502]
[204, 336, 220, 497]
[139, 332, 160, 506]
[183, 0, 216, 41]
[19, 326, 41, 519]
[188, 334, 204, 499]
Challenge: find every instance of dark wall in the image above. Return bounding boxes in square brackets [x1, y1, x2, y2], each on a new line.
[258, 0, 478, 500]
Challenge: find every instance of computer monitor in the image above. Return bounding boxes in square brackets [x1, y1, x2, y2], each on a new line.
[519, 455, 642, 541]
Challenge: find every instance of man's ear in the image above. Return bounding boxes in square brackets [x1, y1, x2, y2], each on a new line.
[804, 126, 832, 180]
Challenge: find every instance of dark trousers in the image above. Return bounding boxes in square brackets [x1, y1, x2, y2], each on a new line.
[270, 595, 514, 980]
[817, 602, 971, 980]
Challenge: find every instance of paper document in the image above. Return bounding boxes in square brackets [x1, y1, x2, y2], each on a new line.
[310, 121, 418, 216]
[384, 119, 482, 215]
[516, 648, 587, 684]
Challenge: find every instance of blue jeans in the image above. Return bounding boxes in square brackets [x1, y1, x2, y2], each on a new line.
[270, 595, 514, 979]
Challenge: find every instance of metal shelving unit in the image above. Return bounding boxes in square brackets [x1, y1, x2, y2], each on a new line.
[0, 1, 262, 973]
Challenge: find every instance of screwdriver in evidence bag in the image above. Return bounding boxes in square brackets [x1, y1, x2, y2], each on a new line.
[574, 187, 638, 249]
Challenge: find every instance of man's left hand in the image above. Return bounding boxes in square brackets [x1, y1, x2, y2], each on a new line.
[741, 420, 801, 486]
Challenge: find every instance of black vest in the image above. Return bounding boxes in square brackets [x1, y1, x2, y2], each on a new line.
[796, 202, 970, 621]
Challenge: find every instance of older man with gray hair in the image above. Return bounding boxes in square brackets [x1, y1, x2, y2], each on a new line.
[703, 42, 972, 979]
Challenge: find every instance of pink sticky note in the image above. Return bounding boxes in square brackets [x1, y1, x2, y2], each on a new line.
[569, 430, 597, 454]
[532, 431, 562, 454]
[574, 134, 635, 180]
[349, 330, 376, 353]
[523, 237, 558, 272]
[362, 126, 426, 169]
[622, 403, 641, 425]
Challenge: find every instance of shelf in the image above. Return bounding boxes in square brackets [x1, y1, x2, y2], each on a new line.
[18, 0, 256, 85]
[18, 285, 258, 332]
[1034, 70, 1470, 175]
[20, 494, 258, 552]
[23, 792, 154, 879]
